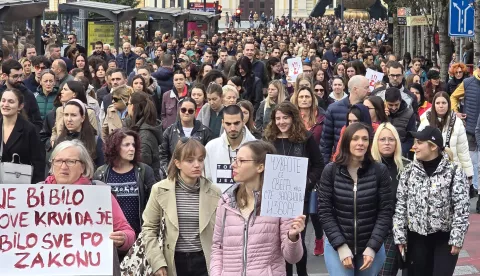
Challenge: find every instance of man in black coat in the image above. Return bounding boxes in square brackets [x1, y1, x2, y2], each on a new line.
[63, 33, 86, 57]
[0, 59, 43, 132]
[23, 55, 50, 93]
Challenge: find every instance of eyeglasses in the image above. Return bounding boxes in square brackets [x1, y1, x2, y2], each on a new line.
[379, 137, 396, 144]
[232, 158, 256, 167]
[314, 88, 324, 92]
[52, 159, 82, 167]
[455, 71, 463, 75]
[10, 74, 24, 80]
[68, 37, 74, 40]
[35, 65, 46, 70]
[181, 107, 195, 114]
[388, 74, 402, 78]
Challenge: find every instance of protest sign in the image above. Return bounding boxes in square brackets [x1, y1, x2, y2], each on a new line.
[287, 57, 303, 82]
[260, 154, 308, 218]
[365, 68, 385, 92]
[0, 184, 113, 276]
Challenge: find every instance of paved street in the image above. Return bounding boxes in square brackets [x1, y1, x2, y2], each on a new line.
[294, 198, 480, 276]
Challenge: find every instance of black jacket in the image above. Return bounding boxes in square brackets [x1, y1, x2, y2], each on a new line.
[159, 120, 213, 176]
[0, 116, 46, 183]
[318, 161, 393, 255]
[39, 108, 57, 151]
[0, 84, 43, 133]
[23, 74, 40, 93]
[96, 85, 111, 107]
[136, 120, 163, 181]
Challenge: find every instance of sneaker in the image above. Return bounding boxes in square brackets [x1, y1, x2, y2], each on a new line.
[314, 237, 324, 256]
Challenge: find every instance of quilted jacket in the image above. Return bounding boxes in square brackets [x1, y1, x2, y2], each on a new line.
[210, 184, 303, 276]
[393, 155, 470, 247]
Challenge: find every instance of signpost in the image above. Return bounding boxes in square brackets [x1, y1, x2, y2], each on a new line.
[448, 0, 474, 37]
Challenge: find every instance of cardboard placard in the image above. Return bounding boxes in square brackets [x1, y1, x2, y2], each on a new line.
[287, 57, 303, 82]
[365, 68, 385, 92]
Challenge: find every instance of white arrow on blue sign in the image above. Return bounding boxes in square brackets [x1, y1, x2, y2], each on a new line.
[449, 0, 475, 37]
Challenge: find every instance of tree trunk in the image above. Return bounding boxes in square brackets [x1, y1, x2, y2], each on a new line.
[417, 26, 422, 56]
[412, 26, 417, 56]
[455, 38, 461, 61]
[438, 0, 452, 80]
[393, 13, 401, 57]
[475, 0, 480, 65]
[425, 25, 432, 60]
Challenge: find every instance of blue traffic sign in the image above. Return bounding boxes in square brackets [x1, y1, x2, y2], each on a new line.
[449, 0, 475, 37]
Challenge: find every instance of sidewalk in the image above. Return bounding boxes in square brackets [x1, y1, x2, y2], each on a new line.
[455, 198, 480, 275]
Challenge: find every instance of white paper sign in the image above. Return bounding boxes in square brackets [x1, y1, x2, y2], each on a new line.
[0, 184, 114, 276]
[287, 57, 303, 82]
[260, 154, 309, 218]
[365, 68, 385, 92]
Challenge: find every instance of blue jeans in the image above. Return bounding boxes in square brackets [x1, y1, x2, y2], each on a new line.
[469, 151, 478, 189]
[324, 239, 386, 276]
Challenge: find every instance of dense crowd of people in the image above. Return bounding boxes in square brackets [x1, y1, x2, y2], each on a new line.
[0, 15, 473, 276]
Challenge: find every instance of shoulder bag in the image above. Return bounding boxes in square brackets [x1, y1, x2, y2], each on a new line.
[0, 123, 33, 184]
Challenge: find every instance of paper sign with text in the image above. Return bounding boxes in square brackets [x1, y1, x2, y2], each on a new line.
[287, 57, 303, 82]
[260, 154, 309, 218]
[365, 68, 384, 92]
[0, 184, 113, 276]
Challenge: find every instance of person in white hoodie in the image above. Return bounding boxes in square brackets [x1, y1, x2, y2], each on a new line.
[204, 105, 257, 192]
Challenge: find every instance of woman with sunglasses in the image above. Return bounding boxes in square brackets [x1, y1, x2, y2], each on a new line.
[264, 102, 324, 276]
[102, 85, 133, 141]
[447, 63, 468, 95]
[211, 140, 305, 276]
[143, 138, 221, 276]
[313, 81, 328, 110]
[160, 97, 213, 179]
[126, 92, 162, 181]
[371, 123, 410, 276]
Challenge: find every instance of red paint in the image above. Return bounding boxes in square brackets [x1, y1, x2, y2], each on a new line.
[80, 232, 103, 247]
[0, 188, 17, 209]
[14, 250, 101, 268]
[0, 212, 29, 229]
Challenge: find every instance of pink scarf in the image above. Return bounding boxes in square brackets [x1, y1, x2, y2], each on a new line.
[44, 175, 92, 185]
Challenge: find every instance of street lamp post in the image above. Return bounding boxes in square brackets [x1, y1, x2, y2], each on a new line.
[289, 0, 292, 28]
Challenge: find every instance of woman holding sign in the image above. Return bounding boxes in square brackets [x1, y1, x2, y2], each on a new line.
[142, 138, 221, 276]
[318, 123, 393, 275]
[264, 101, 324, 276]
[210, 140, 305, 276]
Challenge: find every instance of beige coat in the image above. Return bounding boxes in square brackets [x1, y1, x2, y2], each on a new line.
[102, 105, 124, 141]
[51, 106, 99, 143]
[142, 177, 221, 275]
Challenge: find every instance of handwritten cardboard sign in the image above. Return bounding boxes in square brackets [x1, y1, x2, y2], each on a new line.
[287, 57, 303, 82]
[0, 184, 113, 276]
[365, 68, 385, 92]
[260, 154, 308, 218]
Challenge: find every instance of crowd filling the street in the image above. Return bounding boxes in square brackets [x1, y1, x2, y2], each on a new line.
[0, 12, 478, 276]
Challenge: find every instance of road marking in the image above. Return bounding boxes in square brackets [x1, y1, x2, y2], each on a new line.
[454, 265, 479, 275]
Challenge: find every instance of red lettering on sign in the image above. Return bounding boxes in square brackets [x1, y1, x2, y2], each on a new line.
[0, 188, 17, 209]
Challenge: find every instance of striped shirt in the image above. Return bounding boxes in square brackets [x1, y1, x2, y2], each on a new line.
[175, 177, 202, 252]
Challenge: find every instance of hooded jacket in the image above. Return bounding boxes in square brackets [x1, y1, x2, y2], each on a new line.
[137, 120, 163, 181]
[204, 126, 257, 192]
[393, 155, 470, 248]
[152, 66, 174, 93]
[210, 184, 303, 276]
[159, 120, 213, 177]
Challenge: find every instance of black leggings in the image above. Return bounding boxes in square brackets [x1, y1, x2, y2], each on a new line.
[310, 213, 323, 239]
[406, 231, 458, 276]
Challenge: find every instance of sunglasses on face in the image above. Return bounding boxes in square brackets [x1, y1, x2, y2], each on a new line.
[181, 107, 195, 114]
[113, 97, 127, 105]
[315, 88, 324, 92]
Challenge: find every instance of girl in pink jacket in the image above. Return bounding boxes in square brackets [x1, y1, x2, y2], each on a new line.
[210, 140, 305, 276]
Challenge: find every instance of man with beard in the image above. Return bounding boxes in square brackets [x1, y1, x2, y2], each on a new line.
[204, 105, 257, 192]
[89, 41, 109, 62]
[0, 59, 42, 132]
[385, 87, 417, 156]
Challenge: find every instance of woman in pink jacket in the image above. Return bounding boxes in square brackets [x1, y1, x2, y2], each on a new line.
[210, 140, 305, 276]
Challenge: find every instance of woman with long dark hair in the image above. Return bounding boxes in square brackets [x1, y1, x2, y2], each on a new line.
[237, 100, 262, 139]
[127, 92, 162, 180]
[266, 56, 282, 83]
[318, 123, 392, 275]
[130, 75, 149, 94]
[92, 61, 107, 90]
[74, 53, 92, 82]
[409, 83, 431, 117]
[364, 95, 389, 126]
[201, 69, 227, 88]
[234, 56, 263, 112]
[264, 101, 324, 276]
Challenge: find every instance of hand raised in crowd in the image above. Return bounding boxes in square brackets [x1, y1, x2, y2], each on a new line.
[109, 231, 126, 247]
[154, 267, 168, 276]
[288, 215, 306, 242]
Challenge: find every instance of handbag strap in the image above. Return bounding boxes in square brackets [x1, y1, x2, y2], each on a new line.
[445, 113, 456, 148]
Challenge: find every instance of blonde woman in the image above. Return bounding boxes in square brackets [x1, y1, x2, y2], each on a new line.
[294, 73, 313, 94]
[222, 84, 239, 106]
[255, 80, 286, 133]
[142, 138, 221, 276]
[371, 123, 410, 276]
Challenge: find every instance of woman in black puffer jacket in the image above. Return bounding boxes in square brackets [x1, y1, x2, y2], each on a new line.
[318, 122, 393, 276]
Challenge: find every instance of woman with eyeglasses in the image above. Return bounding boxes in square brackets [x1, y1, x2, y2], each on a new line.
[54, 99, 104, 167]
[256, 80, 287, 134]
[334, 63, 346, 79]
[418, 92, 473, 182]
[0, 88, 45, 183]
[160, 97, 213, 179]
[94, 128, 157, 235]
[44, 139, 135, 273]
[143, 138, 221, 276]
[371, 123, 410, 276]
[318, 123, 392, 275]
[447, 63, 468, 95]
[50, 80, 99, 148]
[211, 140, 305, 276]
[264, 102, 324, 276]
[162, 70, 189, 130]
[234, 56, 263, 113]
[102, 85, 133, 141]
[327, 77, 348, 105]
[35, 69, 59, 120]
[126, 92, 162, 181]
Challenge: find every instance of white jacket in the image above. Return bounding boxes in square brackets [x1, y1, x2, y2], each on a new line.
[418, 110, 473, 177]
[204, 126, 257, 192]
